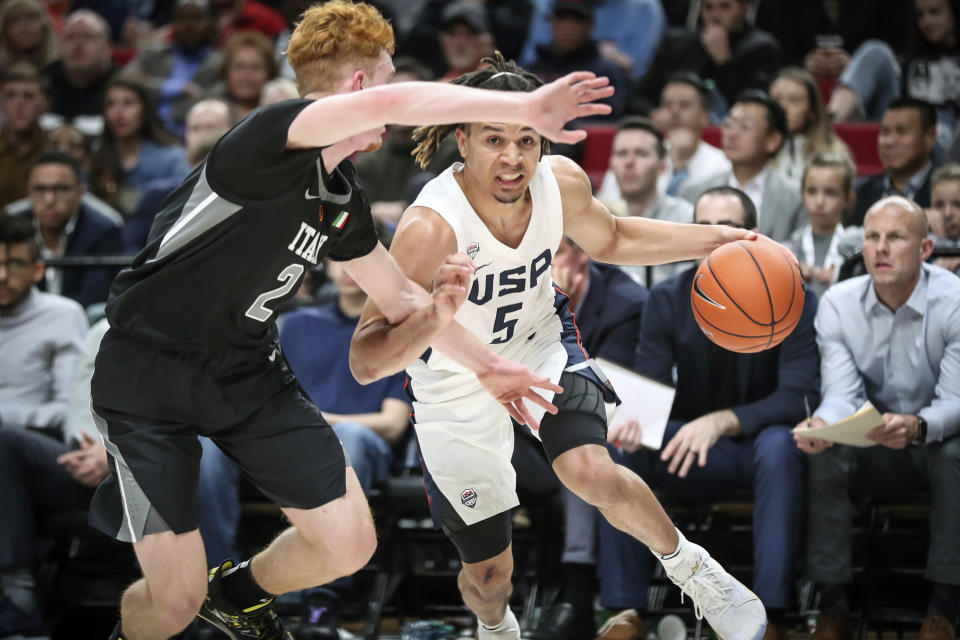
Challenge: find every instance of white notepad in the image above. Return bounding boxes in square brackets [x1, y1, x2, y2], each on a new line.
[595, 358, 676, 451]
[792, 401, 885, 447]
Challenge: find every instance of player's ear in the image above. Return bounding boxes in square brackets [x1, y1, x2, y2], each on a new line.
[352, 69, 365, 92]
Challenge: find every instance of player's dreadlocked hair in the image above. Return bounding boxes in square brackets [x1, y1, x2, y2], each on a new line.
[412, 52, 550, 169]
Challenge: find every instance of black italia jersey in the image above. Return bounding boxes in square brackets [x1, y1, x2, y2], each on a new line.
[104, 99, 379, 356]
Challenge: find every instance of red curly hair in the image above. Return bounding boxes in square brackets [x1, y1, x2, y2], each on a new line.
[286, 1, 394, 95]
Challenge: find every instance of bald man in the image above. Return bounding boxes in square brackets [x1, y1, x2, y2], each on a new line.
[795, 196, 960, 640]
[44, 10, 116, 125]
[184, 99, 233, 149]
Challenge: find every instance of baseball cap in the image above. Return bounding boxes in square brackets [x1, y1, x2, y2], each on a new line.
[442, 1, 490, 33]
[552, 0, 593, 18]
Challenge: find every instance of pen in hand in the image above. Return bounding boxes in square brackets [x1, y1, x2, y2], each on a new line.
[804, 395, 812, 429]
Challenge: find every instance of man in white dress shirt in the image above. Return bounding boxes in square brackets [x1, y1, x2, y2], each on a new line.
[794, 195, 960, 640]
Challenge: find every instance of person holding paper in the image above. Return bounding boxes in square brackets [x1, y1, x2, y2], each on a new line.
[793, 195, 960, 640]
[595, 186, 819, 640]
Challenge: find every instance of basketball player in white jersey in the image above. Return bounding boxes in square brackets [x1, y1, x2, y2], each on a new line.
[350, 54, 770, 640]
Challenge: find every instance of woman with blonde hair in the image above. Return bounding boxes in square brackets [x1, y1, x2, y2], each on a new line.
[217, 30, 278, 118]
[769, 67, 852, 183]
[0, 0, 58, 68]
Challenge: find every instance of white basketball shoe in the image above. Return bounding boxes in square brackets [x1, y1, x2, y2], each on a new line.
[658, 530, 767, 640]
[477, 607, 521, 639]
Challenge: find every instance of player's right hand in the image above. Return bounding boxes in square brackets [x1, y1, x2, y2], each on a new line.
[431, 253, 474, 323]
[477, 358, 564, 429]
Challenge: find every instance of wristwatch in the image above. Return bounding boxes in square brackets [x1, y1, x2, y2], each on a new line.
[915, 416, 928, 444]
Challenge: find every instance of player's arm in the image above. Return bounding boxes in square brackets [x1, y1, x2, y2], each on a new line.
[346, 208, 562, 427]
[551, 156, 755, 265]
[286, 73, 614, 150]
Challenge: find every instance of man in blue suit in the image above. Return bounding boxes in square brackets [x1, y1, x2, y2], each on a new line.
[594, 186, 818, 640]
[523, 236, 649, 639]
[23, 152, 123, 308]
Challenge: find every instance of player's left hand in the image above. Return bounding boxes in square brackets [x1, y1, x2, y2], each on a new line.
[528, 72, 615, 144]
[661, 413, 727, 477]
[431, 253, 474, 324]
[868, 413, 919, 449]
[477, 358, 564, 429]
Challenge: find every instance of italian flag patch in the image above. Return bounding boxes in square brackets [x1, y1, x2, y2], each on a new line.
[333, 210, 349, 230]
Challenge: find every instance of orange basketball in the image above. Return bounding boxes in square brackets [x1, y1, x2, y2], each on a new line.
[690, 240, 804, 353]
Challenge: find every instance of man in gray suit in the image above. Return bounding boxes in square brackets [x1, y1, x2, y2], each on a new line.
[681, 90, 804, 242]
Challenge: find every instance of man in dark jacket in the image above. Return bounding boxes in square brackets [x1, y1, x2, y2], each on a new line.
[593, 186, 818, 640]
[636, 0, 781, 114]
[22, 152, 123, 308]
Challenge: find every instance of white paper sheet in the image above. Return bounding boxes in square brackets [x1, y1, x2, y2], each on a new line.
[595, 358, 676, 451]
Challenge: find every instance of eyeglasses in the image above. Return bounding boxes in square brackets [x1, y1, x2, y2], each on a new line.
[30, 184, 76, 196]
[720, 117, 760, 132]
[0, 258, 34, 273]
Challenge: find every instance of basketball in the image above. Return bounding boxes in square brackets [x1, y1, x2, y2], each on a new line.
[690, 240, 804, 353]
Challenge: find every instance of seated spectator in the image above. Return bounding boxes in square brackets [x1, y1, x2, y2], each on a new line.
[784, 153, 857, 299]
[596, 186, 817, 640]
[0, 213, 88, 638]
[520, 235, 649, 640]
[42, 10, 117, 136]
[601, 117, 695, 287]
[794, 195, 960, 640]
[602, 72, 731, 202]
[22, 152, 124, 308]
[89, 76, 191, 215]
[124, 98, 233, 253]
[438, 1, 495, 83]
[46, 124, 92, 177]
[850, 98, 939, 226]
[353, 58, 459, 228]
[260, 76, 299, 104]
[215, 30, 278, 119]
[396, 0, 529, 77]
[520, 0, 666, 80]
[2, 315, 242, 639]
[828, 0, 959, 142]
[929, 163, 960, 274]
[0, 0, 59, 70]
[213, 0, 285, 48]
[769, 67, 853, 184]
[123, 0, 222, 139]
[680, 90, 805, 242]
[637, 0, 781, 116]
[278, 251, 412, 639]
[0, 63, 49, 209]
[528, 1, 629, 120]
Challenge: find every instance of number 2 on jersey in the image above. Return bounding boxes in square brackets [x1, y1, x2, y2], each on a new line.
[245, 263, 305, 322]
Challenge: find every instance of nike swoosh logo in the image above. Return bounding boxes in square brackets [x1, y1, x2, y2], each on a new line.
[268, 349, 277, 362]
[474, 261, 493, 273]
[693, 274, 726, 310]
[305, 189, 323, 200]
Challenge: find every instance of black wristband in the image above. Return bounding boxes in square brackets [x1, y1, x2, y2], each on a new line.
[916, 416, 928, 444]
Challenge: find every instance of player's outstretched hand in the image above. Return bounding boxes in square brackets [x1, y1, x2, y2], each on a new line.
[528, 71, 615, 145]
[477, 358, 564, 429]
[432, 252, 474, 324]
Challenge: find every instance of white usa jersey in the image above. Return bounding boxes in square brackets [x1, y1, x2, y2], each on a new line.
[407, 160, 568, 403]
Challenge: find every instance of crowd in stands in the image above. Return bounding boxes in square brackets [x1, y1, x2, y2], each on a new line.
[1, 0, 959, 639]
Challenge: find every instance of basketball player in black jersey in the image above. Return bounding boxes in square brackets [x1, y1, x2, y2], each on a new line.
[91, 3, 614, 638]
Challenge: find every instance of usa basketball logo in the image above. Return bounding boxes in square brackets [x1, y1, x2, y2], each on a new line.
[460, 488, 478, 508]
[466, 242, 480, 260]
[317, 205, 324, 222]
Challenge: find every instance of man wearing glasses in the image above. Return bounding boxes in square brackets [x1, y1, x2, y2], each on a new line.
[21, 151, 123, 308]
[680, 90, 805, 242]
[0, 212, 89, 637]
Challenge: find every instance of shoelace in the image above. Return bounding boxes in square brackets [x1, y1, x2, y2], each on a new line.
[671, 559, 734, 620]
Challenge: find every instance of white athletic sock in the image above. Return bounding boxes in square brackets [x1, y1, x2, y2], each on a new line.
[654, 527, 686, 564]
[480, 606, 519, 631]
